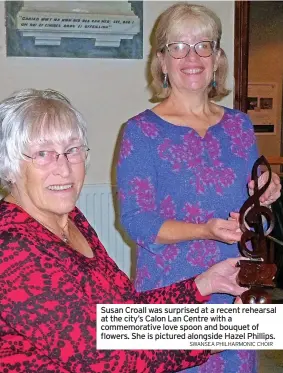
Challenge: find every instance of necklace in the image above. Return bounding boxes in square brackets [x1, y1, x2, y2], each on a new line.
[10, 194, 70, 244]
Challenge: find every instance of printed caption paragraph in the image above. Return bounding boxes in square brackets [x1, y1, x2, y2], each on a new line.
[97, 304, 283, 350]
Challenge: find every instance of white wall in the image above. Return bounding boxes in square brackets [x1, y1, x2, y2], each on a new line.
[0, 1, 235, 184]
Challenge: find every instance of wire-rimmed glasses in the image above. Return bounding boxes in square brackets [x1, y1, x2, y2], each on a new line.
[165, 40, 217, 59]
[23, 145, 90, 168]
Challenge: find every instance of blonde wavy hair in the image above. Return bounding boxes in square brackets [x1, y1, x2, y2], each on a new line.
[149, 2, 230, 101]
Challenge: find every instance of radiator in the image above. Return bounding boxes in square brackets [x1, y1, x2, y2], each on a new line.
[77, 184, 132, 276]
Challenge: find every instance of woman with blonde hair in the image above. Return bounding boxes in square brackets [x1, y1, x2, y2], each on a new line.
[117, 3, 281, 373]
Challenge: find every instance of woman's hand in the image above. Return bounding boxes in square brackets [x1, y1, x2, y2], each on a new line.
[195, 258, 247, 297]
[205, 218, 242, 244]
[248, 171, 281, 206]
[229, 211, 240, 222]
[234, 296, 242, 304]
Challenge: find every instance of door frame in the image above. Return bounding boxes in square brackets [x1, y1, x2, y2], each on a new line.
[234, 1, 250, 112]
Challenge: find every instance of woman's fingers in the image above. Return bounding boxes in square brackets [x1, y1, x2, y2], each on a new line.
[234, 296, 242, 304]
[249, 171, 281, 205]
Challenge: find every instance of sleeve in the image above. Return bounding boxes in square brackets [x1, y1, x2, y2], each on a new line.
[134, 277, 210, 305]
[0, 233, 210, 373]
[117, 118, 167, 247]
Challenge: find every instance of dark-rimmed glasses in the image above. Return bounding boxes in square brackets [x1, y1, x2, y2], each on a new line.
[23, 145, 90, 168]
[165, 40, 217, 59]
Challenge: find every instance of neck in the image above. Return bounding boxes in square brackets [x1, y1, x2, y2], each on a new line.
[167, 88, 212, 116]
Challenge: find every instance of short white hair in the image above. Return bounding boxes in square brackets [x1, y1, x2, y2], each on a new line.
[0, 88, 88, 190]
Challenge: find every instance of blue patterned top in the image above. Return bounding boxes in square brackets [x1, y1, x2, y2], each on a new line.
[117, 107, 258, 373]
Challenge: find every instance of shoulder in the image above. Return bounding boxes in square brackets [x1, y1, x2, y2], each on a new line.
[127, 109, 153, 125]
[71, 206, 98, 238]
[223, 107, 254, 129]
[123, 109, 162, 141]
[0, 202, 32, 241]
[0, 203, 40, 276]
[223, 107, 251, 121]
[0, 200, 28, 227]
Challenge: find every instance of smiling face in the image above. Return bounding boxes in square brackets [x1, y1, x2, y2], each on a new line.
[10, 98, 88, 219]
[13, 139, 86, 218]
[157, 19, 220, 96]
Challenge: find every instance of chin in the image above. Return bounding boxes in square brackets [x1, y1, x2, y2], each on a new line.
[47, 200, 77, 215]
[186, 82, 207, 91]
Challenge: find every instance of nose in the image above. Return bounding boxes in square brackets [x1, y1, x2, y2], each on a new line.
[186, 47, 199, 60]
[53, 153, 71, 177]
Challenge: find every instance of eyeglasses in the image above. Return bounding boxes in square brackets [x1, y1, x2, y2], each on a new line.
[23, 145, 90, 168]
[165, 40, 217, 59]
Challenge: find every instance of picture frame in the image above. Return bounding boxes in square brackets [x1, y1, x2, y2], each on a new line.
[5, 1, 143, 59]
[247, 82, 280, 135]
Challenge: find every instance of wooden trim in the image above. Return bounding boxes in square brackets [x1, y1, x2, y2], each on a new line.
[267, 157, 283, 166]
[234, 1, 250, 112]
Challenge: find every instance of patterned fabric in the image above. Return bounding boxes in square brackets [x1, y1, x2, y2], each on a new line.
[117, 107, 259, 373]
[0, 201, 210, 372]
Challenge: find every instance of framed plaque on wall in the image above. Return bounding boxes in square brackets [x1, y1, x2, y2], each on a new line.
[247, 82, 281, 135]
[5, 1, 143, 59]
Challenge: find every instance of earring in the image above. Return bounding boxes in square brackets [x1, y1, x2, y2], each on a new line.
[163, 73, 168, 88]
[212, 71, 217, 88]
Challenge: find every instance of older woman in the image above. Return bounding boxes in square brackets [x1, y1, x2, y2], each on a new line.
[117, 3, 281, 373]
[0, 88, 245, 372]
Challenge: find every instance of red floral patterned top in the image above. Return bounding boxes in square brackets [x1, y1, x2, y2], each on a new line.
[0, 201, 210, 372]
